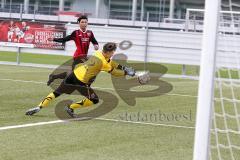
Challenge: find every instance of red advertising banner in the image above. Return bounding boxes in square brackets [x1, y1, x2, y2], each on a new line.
[0, 20, 66, 50]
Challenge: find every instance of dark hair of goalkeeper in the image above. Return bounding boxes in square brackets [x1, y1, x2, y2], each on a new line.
[103, 42, 117, 53]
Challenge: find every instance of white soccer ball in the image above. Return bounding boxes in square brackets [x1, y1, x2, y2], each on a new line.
[136, 71, 150, 85]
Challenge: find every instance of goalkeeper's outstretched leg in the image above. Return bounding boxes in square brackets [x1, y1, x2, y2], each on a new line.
[26, 72, 99, 116]
[25, 92, 61, 115]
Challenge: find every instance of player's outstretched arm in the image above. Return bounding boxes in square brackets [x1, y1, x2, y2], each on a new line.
[109, 60, 149, 84]
[91, 32, 99, 50]
[108, 65, 135, 77]
[108, 67, 135, 77]
[51, 35, 72, 43]
[109, 60, 135, 77]
[48, 29, 77, 43]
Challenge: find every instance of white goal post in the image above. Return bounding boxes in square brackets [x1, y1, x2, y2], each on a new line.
[193, 0, 221, 160]
[193, 0, 240, 159]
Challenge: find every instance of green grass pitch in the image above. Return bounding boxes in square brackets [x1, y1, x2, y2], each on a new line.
[0, 63, 197, 160]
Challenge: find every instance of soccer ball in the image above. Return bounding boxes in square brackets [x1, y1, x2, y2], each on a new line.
[136, 71, 150, 85]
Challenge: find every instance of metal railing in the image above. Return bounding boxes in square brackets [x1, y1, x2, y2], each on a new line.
[185, 8, 240, 32]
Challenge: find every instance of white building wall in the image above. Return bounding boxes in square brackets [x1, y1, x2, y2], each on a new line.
[1, 24, 240, 69]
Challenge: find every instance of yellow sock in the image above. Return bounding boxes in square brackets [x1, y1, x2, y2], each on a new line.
[70, 98, 93, 109]
[38, 92, 56, 108]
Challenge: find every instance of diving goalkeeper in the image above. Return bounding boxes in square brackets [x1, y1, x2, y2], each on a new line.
[25, 42, 135, 117]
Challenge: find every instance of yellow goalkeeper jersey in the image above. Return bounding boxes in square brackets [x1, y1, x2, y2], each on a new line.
[74, 50, 125, 84]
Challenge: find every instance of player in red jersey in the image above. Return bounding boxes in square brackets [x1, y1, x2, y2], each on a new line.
[47, 15, 99, 85]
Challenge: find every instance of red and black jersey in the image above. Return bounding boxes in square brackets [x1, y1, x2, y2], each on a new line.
[54, 29, 98, 58]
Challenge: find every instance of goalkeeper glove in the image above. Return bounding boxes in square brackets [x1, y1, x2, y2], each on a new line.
[124, 67, 135, 77]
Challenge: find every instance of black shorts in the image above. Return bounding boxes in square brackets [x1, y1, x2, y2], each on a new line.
[54, 72, 98, 102]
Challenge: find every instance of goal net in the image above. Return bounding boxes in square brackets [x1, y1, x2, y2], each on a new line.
[193, 0, 240, 160]
[211, 11, 240, 160]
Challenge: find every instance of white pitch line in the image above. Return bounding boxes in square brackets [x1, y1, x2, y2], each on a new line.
[0, 117, 195, 131]
[0, 78, 46, 84]
[95, 117, 195, 129]
[0, 78, 198, 99]
[0, 120, 65, 131]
